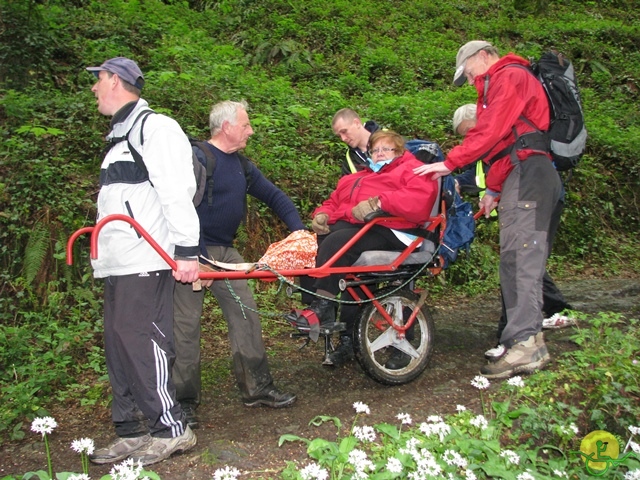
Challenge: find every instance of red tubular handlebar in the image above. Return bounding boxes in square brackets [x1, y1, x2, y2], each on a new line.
[65, 213, 447, 281]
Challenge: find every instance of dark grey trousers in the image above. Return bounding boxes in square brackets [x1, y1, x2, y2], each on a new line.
[498, 156, 562, 348]
[173, 245, 274, 405]
[103, 270, 185, 438]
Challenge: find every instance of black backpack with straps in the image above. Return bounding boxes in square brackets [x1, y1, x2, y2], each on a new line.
[107, 108, 252, 207]
[483, 50, 587, 172]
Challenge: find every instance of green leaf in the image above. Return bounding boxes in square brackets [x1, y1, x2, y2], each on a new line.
[278, 433, 308, 446]
[338, 436, 357, 454]
[375, 422, 400, 439]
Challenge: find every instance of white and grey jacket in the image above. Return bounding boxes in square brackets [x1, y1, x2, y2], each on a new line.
[92, 99, 200, 278]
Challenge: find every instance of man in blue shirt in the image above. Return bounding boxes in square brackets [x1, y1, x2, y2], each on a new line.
[173, 101, 305, 426]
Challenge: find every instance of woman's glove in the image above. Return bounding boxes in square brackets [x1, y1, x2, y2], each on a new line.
[311, 213, 330, 234]
[352, 197, 380, 221]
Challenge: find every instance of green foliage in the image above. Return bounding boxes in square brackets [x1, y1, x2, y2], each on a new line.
[1, 0, 639, 450]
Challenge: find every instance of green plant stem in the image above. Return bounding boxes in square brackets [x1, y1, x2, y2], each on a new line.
[44, 434, 53, 480]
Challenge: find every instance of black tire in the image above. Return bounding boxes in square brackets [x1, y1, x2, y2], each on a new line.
[353, 288, 434, 385]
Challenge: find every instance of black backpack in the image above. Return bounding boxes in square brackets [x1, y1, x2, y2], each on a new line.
[116, 109, 252, 207]
[483, 50, 587, 172]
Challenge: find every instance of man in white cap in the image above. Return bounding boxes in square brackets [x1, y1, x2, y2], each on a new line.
[415, 41, 562, 379]
[85, 57, 199, 465]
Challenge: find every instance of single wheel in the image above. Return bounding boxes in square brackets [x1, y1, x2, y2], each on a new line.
[353, 288, 434, 385]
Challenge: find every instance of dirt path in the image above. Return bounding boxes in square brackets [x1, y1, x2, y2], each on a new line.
[1, 278, 638, 479]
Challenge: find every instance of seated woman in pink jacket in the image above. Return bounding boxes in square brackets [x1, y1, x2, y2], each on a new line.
[290, 130, 440, 338]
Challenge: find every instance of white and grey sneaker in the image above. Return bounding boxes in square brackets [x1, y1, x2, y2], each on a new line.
[542, 313, 577, 330]
[89, 434, 152, 464]
[484, 343, 506, 360]
[129, 426, 197, 466]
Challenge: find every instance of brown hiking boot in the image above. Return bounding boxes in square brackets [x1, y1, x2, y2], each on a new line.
[480, 334, 551, 379]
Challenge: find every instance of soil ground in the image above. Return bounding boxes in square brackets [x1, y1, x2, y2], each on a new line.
[1, 278, 638, 479]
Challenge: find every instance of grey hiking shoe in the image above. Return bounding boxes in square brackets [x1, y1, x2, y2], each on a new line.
[129, 426, 197, 466]
[480, 334, 551, 379]
[89, 434, 152, 464]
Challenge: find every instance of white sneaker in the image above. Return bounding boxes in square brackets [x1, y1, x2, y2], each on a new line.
[542, 313, 577, 330]
[484, 343, 506, 360]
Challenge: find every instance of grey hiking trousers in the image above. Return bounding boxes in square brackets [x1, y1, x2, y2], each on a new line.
[173, 245, 274, 406]
[498, 155, 562, 348]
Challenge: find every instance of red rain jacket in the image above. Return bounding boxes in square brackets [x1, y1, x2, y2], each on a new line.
[314, 151, 439, 230]
[444, 53, 551, 193]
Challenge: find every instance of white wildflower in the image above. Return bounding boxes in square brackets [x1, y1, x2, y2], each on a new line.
[68, 475, 91, 480]
[397, 412, 412, 425]
[517, 472, 536, 480]
[299, 462, 328, 480]
[426, 415, 443, 423]
[442, 449, 467, 468]
[352, 425, 376, 442]
[500, 449, 520, 465]
[419, 420, 451, 441]
[399, 437, 421, 456]
[507, 376, 525, 388]
[353, 402, 370, 415]
[348, 449, 375, 479]
[470, 375, 490, 390]
[411, 449, 442, 477]
[109, 458, 144, 480]
[213, 466, 242, 480]
[629, 426, 640, 436]
[630, 441, 640, 454]
[30, 416, 58, 436]
[386, 457, 403, 474]
[71, 437, 95, 455]
[558, 422, 579, 436]
[470, 415, 489, 430]
[456, 405, 467, 412]
[464, 469, 477, 480]
[624, 469, 640, 480]
[553, 470, 568, 478]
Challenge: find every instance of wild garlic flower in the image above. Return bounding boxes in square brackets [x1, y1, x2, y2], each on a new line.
[109, 458, 144, 480]
[507, 376, 525, 388]
[470, 415, 489, 430]
[348, 449, 375, 479]
[558, 423, 579, 436]
[426, 415, 443, 423]
[456, 405, 467, 412]
[553, 470, 569, 478]
[500, 449, 520, 465]
[442, 449, 467, 468]
[386, 457, 403, 474]
[299, 463, 328, 480]
[71, 437, 95, 455]
[411, 449, 442, 478]
[419, 420, 451, 441]
[67, 475, 91, 480]
[516, 472, 536, 480]
[629, 441, 640, 454]
[471, 376, 490, 390]
[397, 412, 412, 425]
[353, 402, 370, 415]
[213, 466, 242, 480]
[464, 469, 477, 480]
[352, 425, 376, 443]
[624, 469, 640, 480]
[30, 417, 58, 436]
[629, 426, 640, 436]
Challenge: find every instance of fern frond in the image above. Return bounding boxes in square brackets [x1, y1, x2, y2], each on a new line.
[23, 222, 49, 285]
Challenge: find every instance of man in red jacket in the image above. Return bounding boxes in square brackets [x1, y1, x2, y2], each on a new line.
[415, 41, 562, 379]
